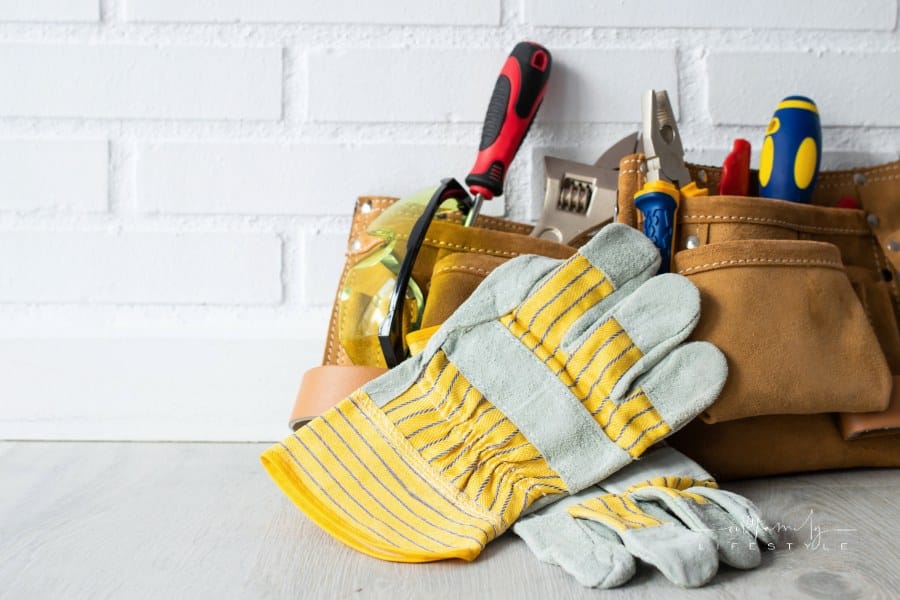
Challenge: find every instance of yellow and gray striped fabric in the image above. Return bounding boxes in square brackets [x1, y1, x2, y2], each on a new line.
[566, 475, 718, 534]
[262, 224, 727, 563]
[264, 351, 568, 562]
[499, 253, 670, 458]
[568, 493, 665, 533]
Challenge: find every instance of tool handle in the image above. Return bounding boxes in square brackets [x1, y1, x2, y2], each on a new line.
[635, 182, 680, 274]
[466, 41, 552, 200]
[718, 139, 751, 196]
[759, 96, 821, 203]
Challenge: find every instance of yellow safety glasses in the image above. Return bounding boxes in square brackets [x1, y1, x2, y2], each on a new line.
[338, 179, 478, 368]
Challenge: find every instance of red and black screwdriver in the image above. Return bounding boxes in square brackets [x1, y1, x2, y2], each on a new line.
[464, 41, 552, 224]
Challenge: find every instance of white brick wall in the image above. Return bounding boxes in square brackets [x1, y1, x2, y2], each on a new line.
[0, 231, 282, 304]
[1, 1, 899, 441]
[0, 45, 282, 119]
[136, 142, 507, 216]
[0, 140, 108, 211]
[0, 0, 98, 22]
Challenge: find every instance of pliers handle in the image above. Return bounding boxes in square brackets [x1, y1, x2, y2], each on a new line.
[635, 90, 707, 273]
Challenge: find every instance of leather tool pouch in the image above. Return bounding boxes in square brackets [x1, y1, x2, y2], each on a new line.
[617, 156, 900, 479]
[292, 160, 900, 479]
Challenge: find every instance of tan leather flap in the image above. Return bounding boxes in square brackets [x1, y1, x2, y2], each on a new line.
[289, 365, 388, 430]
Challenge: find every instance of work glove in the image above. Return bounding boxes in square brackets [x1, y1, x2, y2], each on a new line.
[261, 224, 727, 563]
[514, 446, 776, 588]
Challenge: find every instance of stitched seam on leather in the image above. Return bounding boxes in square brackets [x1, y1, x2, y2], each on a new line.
[680, 213, 867, 235]
[862, 164, 900, 175]
[382, 231, 526, 254]
[863, 174, 900, 185]
[814, 181, 854, 189]
[481, 219, 532, 234]
[677, 257, 844, 274]
[327, 202, 388, 364]
[423, 239, 520, 257]
[327, 252, 354, 364]
[818, 174, 900, 189]
[432, 265, 493, 278]
[818, 164, 900, 179]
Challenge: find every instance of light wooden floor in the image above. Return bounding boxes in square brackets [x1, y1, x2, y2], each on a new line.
[1, 442, 899, 599]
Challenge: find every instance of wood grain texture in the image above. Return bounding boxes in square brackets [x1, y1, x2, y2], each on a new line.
[1, 442, 898, 599]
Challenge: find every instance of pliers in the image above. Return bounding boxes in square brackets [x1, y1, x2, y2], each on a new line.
[635, 89, 707, 273]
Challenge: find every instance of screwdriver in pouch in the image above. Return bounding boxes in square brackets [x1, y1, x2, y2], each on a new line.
[465, 41, 552, 224]
[759, 95, 821, 203]
[719, 139, 751, 196]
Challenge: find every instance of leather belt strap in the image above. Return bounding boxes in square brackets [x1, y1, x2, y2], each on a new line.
[839, 376, 900, 440]
[289, 365, 388, 430]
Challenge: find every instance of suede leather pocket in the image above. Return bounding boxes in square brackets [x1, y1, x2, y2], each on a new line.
[847, 267, 900, 372]
[672, 238, 892, 423]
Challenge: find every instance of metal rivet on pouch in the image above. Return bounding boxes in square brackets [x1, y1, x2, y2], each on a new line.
[853, 173, 867, 186]
[350, 238, 362, 252]
[696, 170, 708, 185]
[889, 240, 900, 252]
[866, 213, 880, 228]
[685, 235, 701, 249]
[360, 201, 372, 214]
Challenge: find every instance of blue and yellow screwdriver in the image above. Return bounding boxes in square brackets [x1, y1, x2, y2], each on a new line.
[758, 95, 822, 203]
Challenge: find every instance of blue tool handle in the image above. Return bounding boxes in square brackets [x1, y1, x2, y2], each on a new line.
[759, 96, 821, 204]
[635, 189, 678, 274]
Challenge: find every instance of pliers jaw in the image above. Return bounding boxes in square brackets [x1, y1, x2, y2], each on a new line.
[641, 89, 692, 187]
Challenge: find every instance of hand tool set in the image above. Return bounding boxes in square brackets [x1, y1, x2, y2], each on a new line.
[263, 40, 900, 589]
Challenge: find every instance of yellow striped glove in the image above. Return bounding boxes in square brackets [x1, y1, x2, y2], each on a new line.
[261, 224, 727, 563]
[515, 447, 775, 588]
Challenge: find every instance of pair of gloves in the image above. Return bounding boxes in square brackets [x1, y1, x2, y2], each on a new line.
[261, 224, 773, 588]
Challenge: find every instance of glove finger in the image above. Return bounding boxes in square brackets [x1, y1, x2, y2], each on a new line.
[507, 224, 659, 359]
[583, 342, 726, 466]
[692, 487, 776, 546]
[513, 511, 567, 565]
[516, 511, 634, 588]
[570, 494, 718, 587]
[570, 520, 636, 588]
[579, 223, 661, 287]
[620, 510, 719, 588]
[438, 254, 564, 335]
[619, 342, 728, 450]
[551, 519, 636, 588]
[559, 224, 662, 348]
[562, 274, 705, 426]
[630, 487, 761, 569]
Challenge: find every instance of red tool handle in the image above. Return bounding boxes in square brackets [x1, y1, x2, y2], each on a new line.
[718, 138, 751, 196]
[466, 41, 552, 200]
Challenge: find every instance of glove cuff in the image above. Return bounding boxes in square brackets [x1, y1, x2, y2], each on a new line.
[261, 389, 504, 563]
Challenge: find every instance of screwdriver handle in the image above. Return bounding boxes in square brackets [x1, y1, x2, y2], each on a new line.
[635, 181, 680, 274]
[759, 96, 821, 203]
[718, 138, 751, 196]
[466, 41, 552, 200]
